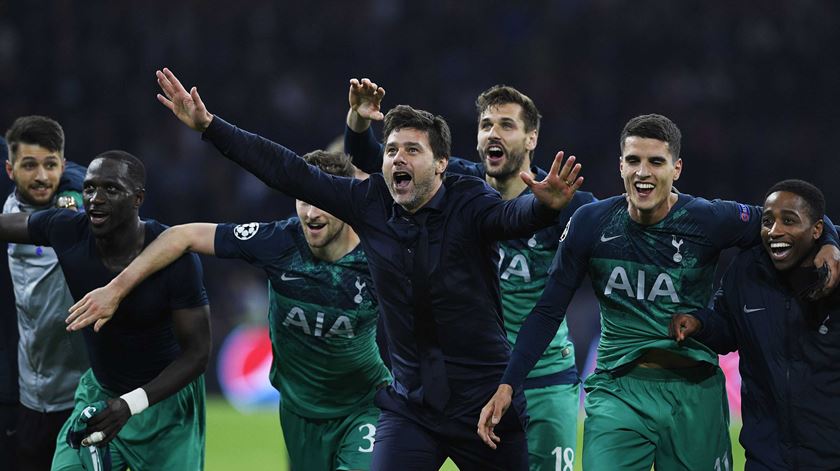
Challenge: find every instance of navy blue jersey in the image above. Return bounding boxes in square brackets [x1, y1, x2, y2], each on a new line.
[214, 218, 389, 418]
[27, 210, 208, 394]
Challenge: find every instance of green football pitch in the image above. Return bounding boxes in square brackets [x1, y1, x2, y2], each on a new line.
[206, 396, 745, 470]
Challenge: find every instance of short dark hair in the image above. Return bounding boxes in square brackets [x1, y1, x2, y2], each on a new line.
[764, 179, 825, 224]
[4, 115, 65, 162]
[302, 150, 355, 177]
[382, 105, 451, 161]
[93, 150, 146, 190]
[475, 85, 541, 133]
[620, 114, 682, 161]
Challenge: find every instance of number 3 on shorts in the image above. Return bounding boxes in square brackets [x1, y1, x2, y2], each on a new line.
[357, 423, 376, 453]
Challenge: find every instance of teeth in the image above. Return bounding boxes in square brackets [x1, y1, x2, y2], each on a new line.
[636, 183, 654, 189]
[770, 242, 791, 249]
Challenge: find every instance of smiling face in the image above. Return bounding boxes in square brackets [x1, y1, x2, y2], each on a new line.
[5, 143, 65, 206]
[620, 136, 682, 224]
[477, 103, 537, 180]
[761, 191, 823, 271]
[82, 158, 143, 237]
[295, 199, 348, 249]
[382, 128, 447, 213]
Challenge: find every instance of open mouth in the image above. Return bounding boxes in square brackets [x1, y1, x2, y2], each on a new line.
[485, 144, 505, 163]
[306, 222, 326, 233]
[88, 209, 109, 226]
[768, 241, 793, 260]
[393, 171, 412, 190]
[634, 182, 655, 197]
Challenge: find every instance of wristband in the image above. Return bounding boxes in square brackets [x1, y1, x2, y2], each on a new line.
[120, 388, 149, 416]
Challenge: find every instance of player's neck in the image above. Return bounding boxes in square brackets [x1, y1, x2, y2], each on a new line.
[95, 217, 146, 272]
[486, 163, 532, 201]
[628, 192, 679, 226]
[310, 227, 360, 263]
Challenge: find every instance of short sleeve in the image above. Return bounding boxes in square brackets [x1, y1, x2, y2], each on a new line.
[27, 208, 83, 248]
[166, 252, 209, 310]
[214, 221, 295, 269]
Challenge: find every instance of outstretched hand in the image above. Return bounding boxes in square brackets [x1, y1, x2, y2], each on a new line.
[156, 67, 214, 132]
[66, 285, 123, 332]
[522, 151, 583, 211]
[349, 78, 386, 121]
[476, 384, 513, 450]
[669, 314, 701, 342]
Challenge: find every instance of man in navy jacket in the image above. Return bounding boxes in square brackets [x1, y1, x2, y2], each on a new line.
[672, 179, 840, 470]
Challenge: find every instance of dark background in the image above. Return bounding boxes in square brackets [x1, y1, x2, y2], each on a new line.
[2, 0, 839, 392]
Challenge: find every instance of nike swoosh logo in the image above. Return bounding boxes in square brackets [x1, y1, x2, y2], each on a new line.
[600, 234, 623, 242]
[743, 305, 765, 313]
[281, 273, 303, 281]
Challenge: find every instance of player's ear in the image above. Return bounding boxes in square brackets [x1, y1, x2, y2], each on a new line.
[133, 189, 145, 208]
[673, 158, 683, 181]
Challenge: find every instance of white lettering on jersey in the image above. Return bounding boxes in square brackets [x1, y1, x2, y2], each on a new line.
[281, 308, 356, 338]
[500, 253, 532, 283]
[326, 316, 355, 338]
[604, 267, 680, 302]
[282, 307, 311, 335]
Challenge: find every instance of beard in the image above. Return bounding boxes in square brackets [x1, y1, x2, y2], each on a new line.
[484, 147, 528, 180]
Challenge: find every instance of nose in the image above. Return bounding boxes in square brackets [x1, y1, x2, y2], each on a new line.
[768, 220, 784, 237]
[636, 161, 651, 178]
[34, 165, 49, 182]
[306, 204, 323, 219]
[393, 149, 408, 165]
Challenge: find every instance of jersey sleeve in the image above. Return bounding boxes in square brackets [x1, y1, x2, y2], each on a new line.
[692, 257, 740, 354]
[203, 117, 369, 226]
[702, 199, 764, 250]
[165, 252, 209, 310]
[472, 189, 560, 241]
[343, 126, 383, 175]
[214, 221, 293, 270]
[500, 205, 594, 390]
[27, 208, 81, 248]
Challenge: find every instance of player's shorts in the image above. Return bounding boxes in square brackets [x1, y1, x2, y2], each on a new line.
[582, 363, 731, 471]
[524, 382, 579, 471]
[280, 400, 379, 471]
[370, 386, 528, 471]
[51, 369, 205, 471]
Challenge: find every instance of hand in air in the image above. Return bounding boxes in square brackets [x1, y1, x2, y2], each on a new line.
[156, 67, 214, 132]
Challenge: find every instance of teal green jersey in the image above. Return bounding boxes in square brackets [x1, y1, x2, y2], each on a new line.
[215, 219, 390, 419]
[564, 195, 763, 371]
[502, 194, 765, 388]
[499, 190, 595, 378]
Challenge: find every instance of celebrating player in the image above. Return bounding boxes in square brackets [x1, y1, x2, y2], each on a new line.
[146, 67, 580, 470]
[479, 114, 840, 470]
[671, 179, 840, 470]
[0, 151, 211, 470]
[344, 79, 596, 470]
[3, 116, 89, 470]
[67, 150, 391, 471]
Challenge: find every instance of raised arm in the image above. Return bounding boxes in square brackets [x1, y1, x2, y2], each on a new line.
[0, 213, 33, 244]
[156, 67, 363, 223]
[66, 223, 217, 332]
[82, 300, 211, 447]
[344, 78, 386, 175]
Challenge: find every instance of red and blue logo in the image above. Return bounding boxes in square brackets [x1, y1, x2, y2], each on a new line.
[216, 326, 280, 412]
[738, 203, 751, 222]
